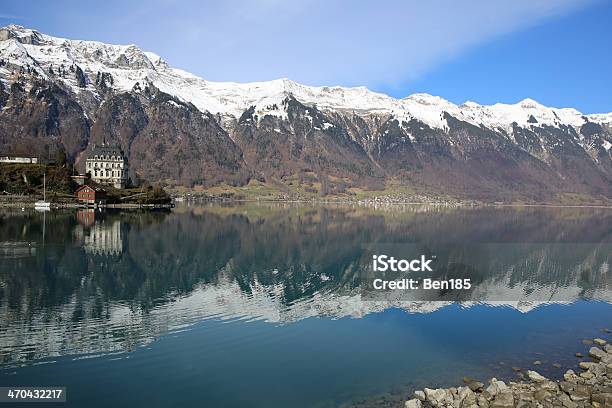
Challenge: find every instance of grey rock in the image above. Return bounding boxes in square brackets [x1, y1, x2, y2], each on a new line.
[467, 381, 484, 392]
[403, 348, 612, 408]
[560, 382, 592, 402]
[481, 390, 493, 402]
[592, 392, 612, 406]
[515, 391, 534, 402]
[564, 370, 579, 382]
[485, 380, 507, 397]
[534, 389, 551, 401]
[579, 361, 595, 370]
[588, 347, 604, 360]
[476, 395, 489, 407]
[589, 346, 611, 363]
[413, 390, 426, 401]
[458, 387, 477, 406]
[590, 363, 606, 376]
[557, 393, 577, 408]
[569, 387, 591, 402]
[424, 387, 453, 406]
[593, 338, 607, 347]
[490, 390, 513, 408]
[538, 380, 558, 392]
[527, 370, 547, 382]
[405, 398, 422, 408]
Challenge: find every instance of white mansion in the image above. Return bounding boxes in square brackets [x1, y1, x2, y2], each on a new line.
[85, 144, 129, 189]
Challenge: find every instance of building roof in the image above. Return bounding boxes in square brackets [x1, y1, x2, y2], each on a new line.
[87, 143, 126, 159]
[76, 184, 107, 193]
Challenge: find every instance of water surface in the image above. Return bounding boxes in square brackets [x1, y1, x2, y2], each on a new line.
[0, 204, 610, 407]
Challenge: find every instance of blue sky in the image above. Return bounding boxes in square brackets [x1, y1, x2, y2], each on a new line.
[1, 0, 610, 113]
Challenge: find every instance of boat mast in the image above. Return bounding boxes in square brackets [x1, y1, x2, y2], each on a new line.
[43, 173, 46, 202]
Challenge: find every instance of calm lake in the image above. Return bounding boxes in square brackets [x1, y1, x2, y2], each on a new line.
[1, 204, 611, 407]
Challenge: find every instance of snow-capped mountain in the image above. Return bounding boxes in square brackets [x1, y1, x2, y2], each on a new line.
[1, 24, 609, 130]
[1, 25, 611, 201]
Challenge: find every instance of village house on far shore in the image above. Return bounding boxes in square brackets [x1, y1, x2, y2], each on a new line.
[86, 143, 128, 189]
[76, 184, 107, 206]
[0, 155, 39, 164]
[1, 154, 57, 165]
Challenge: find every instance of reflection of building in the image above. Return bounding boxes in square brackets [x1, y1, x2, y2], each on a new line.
[83, 220, 124, 256]
[76, 209, 95, 227]
[85, 144, 128, 189]
[76, 185, 107, 205]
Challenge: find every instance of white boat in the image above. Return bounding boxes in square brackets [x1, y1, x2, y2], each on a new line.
[34, 173, 51, 210]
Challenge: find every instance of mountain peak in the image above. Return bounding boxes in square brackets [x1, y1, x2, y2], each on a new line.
[0, 24, 46, 45]
[518, 98, 544, 109]
[0, 25, 610, 130]
[1, 24, 30, 33]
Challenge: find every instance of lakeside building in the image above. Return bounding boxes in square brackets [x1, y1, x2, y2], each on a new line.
[0, 155, 39, 164]
[85, 144, 128, 189]
[76, 184, 107, 205]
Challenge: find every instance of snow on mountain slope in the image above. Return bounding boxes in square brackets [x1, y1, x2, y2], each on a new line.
[0, 24, 610, 132]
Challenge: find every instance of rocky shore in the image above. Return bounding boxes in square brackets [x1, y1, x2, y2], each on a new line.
[404, 338, 612, 408]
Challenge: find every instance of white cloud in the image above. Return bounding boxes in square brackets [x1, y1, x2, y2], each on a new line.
[70, 0, 590, 90]
[158, 0, 590, 88]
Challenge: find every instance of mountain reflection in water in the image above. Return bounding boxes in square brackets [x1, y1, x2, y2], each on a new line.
[0, 204, 610, 367]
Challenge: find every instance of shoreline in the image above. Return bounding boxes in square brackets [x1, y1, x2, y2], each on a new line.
[402, 337, 612, 408]
[0, 201, 174, 210]
[1, 198, 611, 210]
